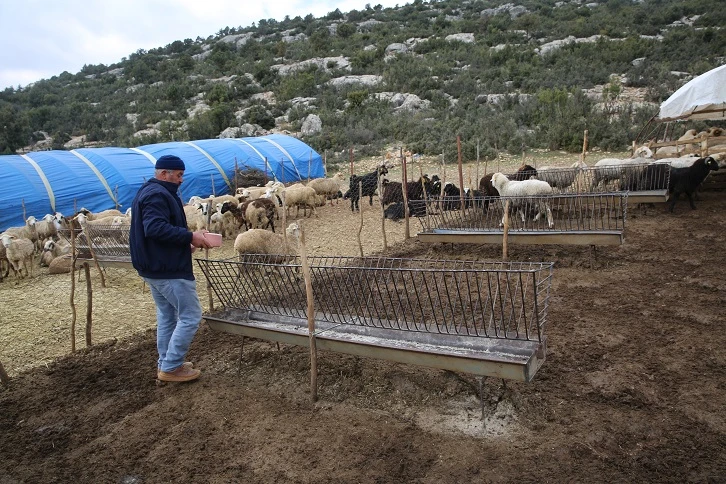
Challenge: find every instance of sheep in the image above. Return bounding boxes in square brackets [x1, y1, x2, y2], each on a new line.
[0, 243, 9, 282]
[307, 173, 346, 206]
[0, 234, 35, 280]
[592, 155, 652, 190]
[78, 208, 124, 220]
[219, 201, 249, 232]
[265, 185, 318, 218]
[233, 222, 299, 264]
[667, 156, 719, 212]
[48, 254, 73, 274]
[3, 217, 39, 249]
[35, 214, 61, 247]
[184, 203, 208, 231]
[244, 198, 277, 231]
[491, 173, 555, 228]
[345, 165, 389, 211]
[380, 175, 432, 207]
[656, 129, 699, 157]
[535, 161, 588, 190]
[40, 238, 71, 267]
[384, 200, 427, 221]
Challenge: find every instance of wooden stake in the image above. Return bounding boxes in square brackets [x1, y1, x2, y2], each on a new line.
[21, 199, 26, 222]
[502, 200, 510, 261]
[402, 149, 410, 240]
[80, 220, 106, 288]
[457, 135, 465, 215]
[84, 262, 93, 347]
[580, 129, 589, 164]
[349, 146, 354, 176]
[234, 158, 239, 194]
[0, 360, 9, 386]
[357, 181, 364, 257]
[70, 227, 77, 353]
[308, 150, 311, 182]
[378, 175, 387, 251]
[297, 222, 318, 402]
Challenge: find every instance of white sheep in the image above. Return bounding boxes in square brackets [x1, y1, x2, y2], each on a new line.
[265, 185, 318, 218]
[535, 160, 588, 190]
[78, 208, 124, 220]
[656, 129, 699, 157]
[40, 238, 71, 267]
[34, 214, 61, 250]
[592, 153, 652, 190]
[307, 173, 345, 206]
[491, 173, 555, 228]
[3, 217, 39, 249]
[0, 233, 35, 280]
[233, 222, 299, 264]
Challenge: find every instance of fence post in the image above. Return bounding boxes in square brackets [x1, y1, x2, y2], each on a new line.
[457, 135, 465, 215]
[357, 181, 364, 257]
[502, 200, 511, 261]
[70, 227, 77, 353]
[378, 174, 387, 251]
[402, 148, 410, 240]
[84, 262, 93, 347]
[296, 222, 318, 402]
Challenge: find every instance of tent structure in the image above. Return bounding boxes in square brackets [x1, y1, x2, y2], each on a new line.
[657, 64, 726, 122]
[0, 134, 324, 232]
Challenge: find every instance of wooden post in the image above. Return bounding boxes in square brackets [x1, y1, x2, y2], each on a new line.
[84, 262, 93, 347]
[378, 175, 387, 251]
[580, 129, 589, 164]
[21, 199, 26, 222]
[296, 222, 318, 402]
[402, 149, 410, 240]
[206, 247, 213, 312]
[323, 150, 327, 176]
[502, 200, 510, 261]
[349, 147, 354, 176]
[357, 181, 364, 257]
[234, 159, 239, 194]
[80, 220, 107, 288]
[70, 227, 77, 353]
[476, 139, 480, 187]
[440, 153, 446, 210]
[0, 360, 9, 386]
[308, 150, 312, 182]
[114, 186, 119, 210]
[457, 135, 465, 215]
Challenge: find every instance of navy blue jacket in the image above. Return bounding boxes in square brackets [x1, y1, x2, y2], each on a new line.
[130, 178, 194, 280]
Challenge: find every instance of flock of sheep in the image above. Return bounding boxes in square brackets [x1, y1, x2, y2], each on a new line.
[1, 130, 724, 283]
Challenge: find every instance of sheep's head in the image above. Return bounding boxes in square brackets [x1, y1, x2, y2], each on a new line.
[378, 165, 389, 176]
[26, 216, 37, 226]
[634, 145, 653, 158]
[704, 156, 719, 172]
[491, 173, 508, 191]
[0, 233, 14, 247]
[42, 213, 54, 223]
[75, 212, 88, 225]
[286, 222, 300, 239]
[43, 239, 56, 252]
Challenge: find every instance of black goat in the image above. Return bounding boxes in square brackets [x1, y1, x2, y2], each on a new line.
[668, 156, 719, 212]
[346, 165, 389, 211]
[383, 200, 427, 221]
[380, 175, 431, 206]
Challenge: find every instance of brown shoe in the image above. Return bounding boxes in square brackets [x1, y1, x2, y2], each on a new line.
[157, 365, 201, 382]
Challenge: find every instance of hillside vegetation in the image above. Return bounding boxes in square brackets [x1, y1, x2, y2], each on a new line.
[1, 0, 725, 167]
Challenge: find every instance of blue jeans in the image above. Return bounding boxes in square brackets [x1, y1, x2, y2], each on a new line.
[143, 278, 203, 372]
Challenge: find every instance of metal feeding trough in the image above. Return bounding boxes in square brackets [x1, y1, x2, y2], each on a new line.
[59, 225, 132, 267]
[198, 256, 554, 382]
[539, 163, 671, 204]
[415, 193, 628, 246]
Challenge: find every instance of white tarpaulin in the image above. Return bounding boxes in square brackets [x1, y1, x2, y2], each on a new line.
[658, 64, 726, 122]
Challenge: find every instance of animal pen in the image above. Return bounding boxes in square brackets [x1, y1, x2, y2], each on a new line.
[198, 255, 554, 384]
[416, 193, 628, 246]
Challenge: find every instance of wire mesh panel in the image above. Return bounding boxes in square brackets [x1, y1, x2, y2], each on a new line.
[198, 256, 553, 344]
[415, 193, 627, 232]
[59, 225, 131, 262]
[542, 164, 671, 195]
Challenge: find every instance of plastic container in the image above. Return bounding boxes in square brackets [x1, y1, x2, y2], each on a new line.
[203, 232, 223, 247]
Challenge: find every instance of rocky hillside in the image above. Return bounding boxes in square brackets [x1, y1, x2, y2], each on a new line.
[1, 0, 724, 162]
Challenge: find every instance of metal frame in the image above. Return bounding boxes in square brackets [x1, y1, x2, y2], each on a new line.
[415, 193, 628, 246]
[198, 256, 554, 382]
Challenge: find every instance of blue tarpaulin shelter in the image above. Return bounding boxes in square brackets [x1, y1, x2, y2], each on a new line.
[0, 134, 324, 231]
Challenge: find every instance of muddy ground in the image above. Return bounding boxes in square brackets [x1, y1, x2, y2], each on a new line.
[1, 162, 725, 483]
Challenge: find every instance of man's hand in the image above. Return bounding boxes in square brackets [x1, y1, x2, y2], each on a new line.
[191, 230, 213, 249]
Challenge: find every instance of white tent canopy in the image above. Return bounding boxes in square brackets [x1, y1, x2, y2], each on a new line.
[657, 64, 726, 122]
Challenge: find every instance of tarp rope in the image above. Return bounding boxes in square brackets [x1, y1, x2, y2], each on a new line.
[261, 137, 303, 180]
[184, 141, 232, 191]
[20, 154, 56, 212]
[233, 139, 278, 181]
[70, 150, 118, 206]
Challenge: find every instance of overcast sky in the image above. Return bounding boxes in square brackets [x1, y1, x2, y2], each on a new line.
[0, 0, 405, 90]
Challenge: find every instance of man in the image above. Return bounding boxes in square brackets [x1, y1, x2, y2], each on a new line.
[130, 154, 213, 382]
